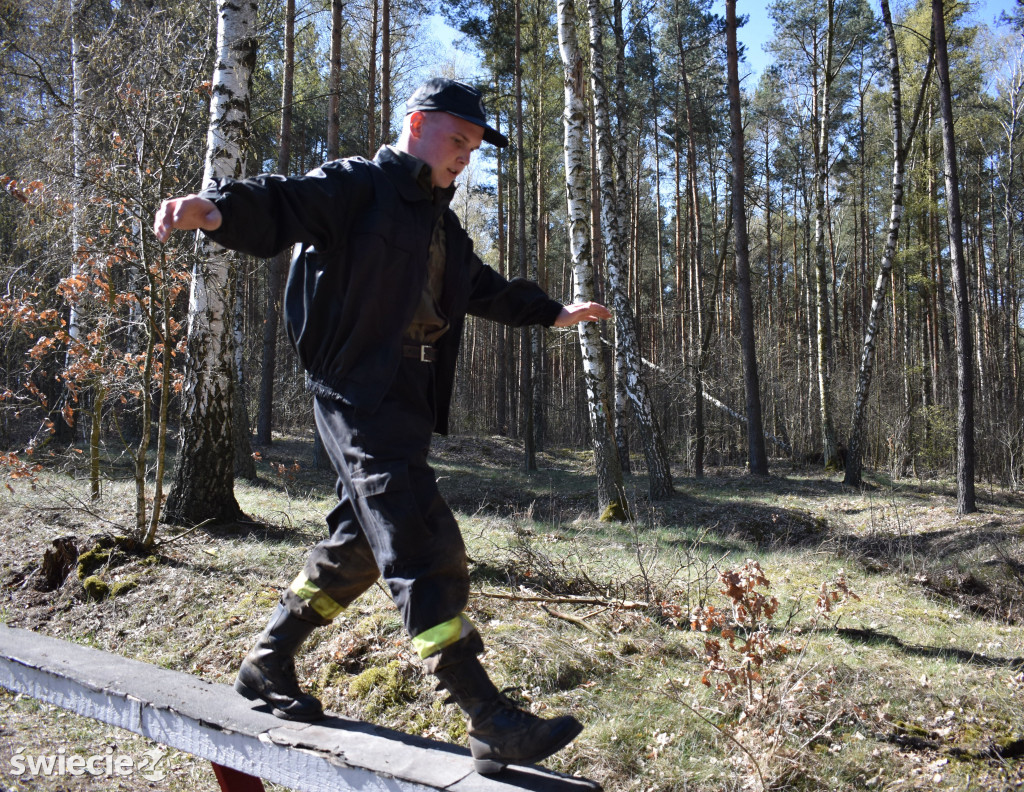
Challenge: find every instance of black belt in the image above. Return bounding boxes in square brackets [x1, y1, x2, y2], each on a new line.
[402, 343, 437, 363]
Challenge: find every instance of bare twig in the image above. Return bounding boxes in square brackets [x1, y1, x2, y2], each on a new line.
[24, 485, 127, 531]
[154, 518, 216, 547]
[667, 682, 767, 792]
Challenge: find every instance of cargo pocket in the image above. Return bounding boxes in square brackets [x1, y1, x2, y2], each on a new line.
[350, 459, 409, 499]
[347, 459, 427, 567]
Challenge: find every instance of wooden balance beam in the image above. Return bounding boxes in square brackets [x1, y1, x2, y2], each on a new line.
[0, 625, 599, 792]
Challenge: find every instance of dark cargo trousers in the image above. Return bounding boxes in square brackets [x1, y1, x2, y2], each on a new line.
[281, 356, 480, 660]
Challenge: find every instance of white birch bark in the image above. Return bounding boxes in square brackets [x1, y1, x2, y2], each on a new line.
[814, 0, 839, 470]
[165, 0, 256, 524]
[68, 0, 85, 347]
[557, 0, 625, 514]
[845, 0, 931, 486]
[586, 0, 673, 499]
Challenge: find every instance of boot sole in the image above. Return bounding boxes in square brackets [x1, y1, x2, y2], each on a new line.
[234, 678, 324, 722]
[471, 718, 584, 775]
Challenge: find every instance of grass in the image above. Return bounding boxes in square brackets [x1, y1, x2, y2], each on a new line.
[1, 434, 1023, 791]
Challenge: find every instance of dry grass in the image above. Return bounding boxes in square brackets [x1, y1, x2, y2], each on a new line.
[1, 437, 1023, 791]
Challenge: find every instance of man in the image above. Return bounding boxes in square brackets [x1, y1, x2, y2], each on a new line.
[154, 77, 610, 774]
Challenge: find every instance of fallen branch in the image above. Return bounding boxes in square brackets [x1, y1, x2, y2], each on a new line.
[582, 333, 792, 455]
[471, 588, 652, 611]
[541, 605, 605, 635]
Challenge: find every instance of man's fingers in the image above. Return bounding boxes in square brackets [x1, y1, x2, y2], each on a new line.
[153, 198, 185, 242]
[574, 301, 611, 321]
[153, 204, 168, 241]
[553, 301, 612, 327]
[152, 195, 222, 242]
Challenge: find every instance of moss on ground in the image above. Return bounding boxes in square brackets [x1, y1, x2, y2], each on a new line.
[347, 660, 419, 718]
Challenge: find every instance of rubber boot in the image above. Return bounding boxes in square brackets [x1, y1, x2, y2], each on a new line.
[234, 602, 325, 721]
[432, 654, 583, 774]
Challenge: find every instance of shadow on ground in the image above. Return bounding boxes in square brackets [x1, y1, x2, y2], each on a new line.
[222, 435, 1024, 624]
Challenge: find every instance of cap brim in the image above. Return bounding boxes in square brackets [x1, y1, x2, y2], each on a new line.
[445, 111, 509, 148]
[482, 126, 510, 148]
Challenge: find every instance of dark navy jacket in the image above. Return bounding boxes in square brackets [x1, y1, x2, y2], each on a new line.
[201, 146, 563, 434]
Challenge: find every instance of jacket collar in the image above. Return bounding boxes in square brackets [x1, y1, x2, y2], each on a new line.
[375, 145, 456, 209]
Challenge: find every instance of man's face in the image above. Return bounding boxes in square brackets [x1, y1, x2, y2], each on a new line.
[406, 111, 485, 189]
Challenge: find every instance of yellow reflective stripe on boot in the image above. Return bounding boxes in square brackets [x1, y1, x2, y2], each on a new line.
[289, 571, 343, 621]
[412, 614, 476, 659]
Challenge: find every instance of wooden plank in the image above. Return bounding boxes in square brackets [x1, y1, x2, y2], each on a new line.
[0, 625, 599, 792]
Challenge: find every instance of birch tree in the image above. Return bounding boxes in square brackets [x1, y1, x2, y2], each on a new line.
[586, 0, 673, 498]
[68, 0, 85, 349]
[845, 0, 932, 487]
[557, 0, 626, 514]
[813, 0, 839, 470]
[164, 0, 257, 524]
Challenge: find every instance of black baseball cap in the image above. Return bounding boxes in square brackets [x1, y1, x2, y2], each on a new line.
[406, 78, 509, 148]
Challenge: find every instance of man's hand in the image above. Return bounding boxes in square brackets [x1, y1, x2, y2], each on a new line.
[153, 194, 223, 243]
[553, 301, 612, 327]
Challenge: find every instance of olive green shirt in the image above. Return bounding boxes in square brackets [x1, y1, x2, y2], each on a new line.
[389, 146, 451, 345]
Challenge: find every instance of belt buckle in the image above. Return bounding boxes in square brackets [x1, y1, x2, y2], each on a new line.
[420, 344, 431, 363]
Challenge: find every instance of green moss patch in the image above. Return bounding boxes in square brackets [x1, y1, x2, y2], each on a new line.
[347, 660, 418, 717]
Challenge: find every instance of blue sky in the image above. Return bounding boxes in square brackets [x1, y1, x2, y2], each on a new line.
[724, 0, 1019, 82]
[430, 0, 1020, 86]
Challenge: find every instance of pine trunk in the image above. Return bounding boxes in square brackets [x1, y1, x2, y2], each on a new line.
[380, 0, 391, 144]
[933, 0, 976, 514]
[367, 0, 378, 156]
[233, 269, 257, 480]
[328, 0, 342, 161]
[494, 104, 508, 435]
[679, 52, 705, 478]
[256, 0, 294, 445]
[726, 0, 769, 476]
[514, 0, 536, 472]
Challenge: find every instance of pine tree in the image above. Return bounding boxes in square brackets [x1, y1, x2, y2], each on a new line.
[933, 0, 976, 513]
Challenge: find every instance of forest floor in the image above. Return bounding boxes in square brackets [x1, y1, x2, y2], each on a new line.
[0, 434, 1022, 792]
